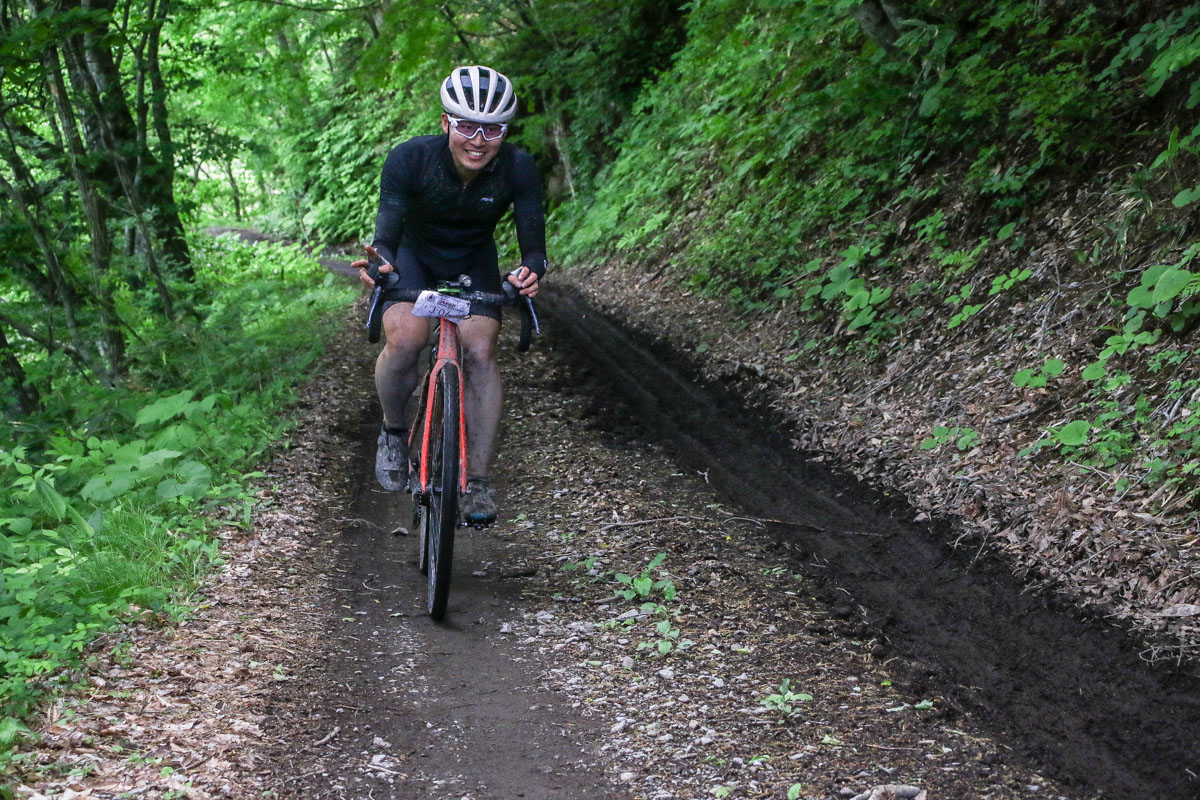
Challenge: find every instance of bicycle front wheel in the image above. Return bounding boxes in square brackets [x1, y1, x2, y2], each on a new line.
[426, 366, 460, 621]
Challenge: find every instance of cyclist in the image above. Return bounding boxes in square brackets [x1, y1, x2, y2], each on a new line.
[354, 65, 546, 526]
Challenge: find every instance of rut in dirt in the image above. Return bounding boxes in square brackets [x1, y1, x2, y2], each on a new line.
[545, 287, 1200, 796]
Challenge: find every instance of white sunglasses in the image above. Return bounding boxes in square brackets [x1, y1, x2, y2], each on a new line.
[449, 116, 508, 141]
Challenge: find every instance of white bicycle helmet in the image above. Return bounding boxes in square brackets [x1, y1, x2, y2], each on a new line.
[440, 65, 516, 123]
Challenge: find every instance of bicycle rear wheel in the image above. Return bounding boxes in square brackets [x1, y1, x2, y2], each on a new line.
[426, 367, 460, 621]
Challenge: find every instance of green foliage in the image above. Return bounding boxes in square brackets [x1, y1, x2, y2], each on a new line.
[613, 552, 677, 602]
[921, 425, 979, 452]
[637, 618, 694, 657]
[989, 267, 1032, 296]
[165, 0, 685, 241]
[1124, 244, 1200, 333]
[759, 678, 812, 722]
[1053, 419, 1091, 447]
[0, 238, 341, 740]
[1102, 5, 1200, 108]
[1081, 327, 1162, 383]
[1014, 358, 1065, 389]
[558, 0, 1173, 290]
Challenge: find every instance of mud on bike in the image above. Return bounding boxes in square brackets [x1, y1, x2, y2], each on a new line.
[365, 269, 537, 621]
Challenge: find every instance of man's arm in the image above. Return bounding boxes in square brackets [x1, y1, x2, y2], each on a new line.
[511, 150, 548, 285]
[370, 145, 415, 267]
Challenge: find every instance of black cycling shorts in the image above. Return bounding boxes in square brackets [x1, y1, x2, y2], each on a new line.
[380, 238, 504, 322]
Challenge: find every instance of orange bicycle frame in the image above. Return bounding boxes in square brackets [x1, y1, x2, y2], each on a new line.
[410, 317, 468, 497]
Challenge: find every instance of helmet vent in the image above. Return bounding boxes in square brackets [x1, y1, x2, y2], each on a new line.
[441, 65, 516, 123]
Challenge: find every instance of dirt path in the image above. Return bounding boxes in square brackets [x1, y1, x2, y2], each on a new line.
[259, 399, 628, 799]
[16, 276, 1197, 798]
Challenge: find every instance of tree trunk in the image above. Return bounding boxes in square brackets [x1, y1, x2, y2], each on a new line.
[548, 109, 577, 201]
[48, 0, 191, 288]
[0, 320, 41, 415]
[36, 29, 125, 380]
[56, 23, 176, 319]
[852, 1, 902, 52]
[0, 135, 95, 374]
[145, 0, 192, 276]
[222, 158, 243, 220]
[0, 308, 95, 382]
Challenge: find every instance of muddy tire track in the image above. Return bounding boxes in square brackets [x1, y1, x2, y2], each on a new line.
[543, 287, 1200, 796]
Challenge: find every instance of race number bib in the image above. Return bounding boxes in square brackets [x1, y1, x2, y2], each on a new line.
[411, 290, 470, 321]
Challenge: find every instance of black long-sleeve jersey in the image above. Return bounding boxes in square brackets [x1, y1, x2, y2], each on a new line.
[370, 134, 548, 278]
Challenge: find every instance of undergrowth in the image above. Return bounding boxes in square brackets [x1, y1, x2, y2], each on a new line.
[553, 0, 1200, 514]
[0, 236, 343, 766]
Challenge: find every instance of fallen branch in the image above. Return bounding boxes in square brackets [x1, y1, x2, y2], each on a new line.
[991, 402, 1046, 426]
[850, 786, 925, 800]
[363, 762, 404, 776]
[721, 514, 825, 531]
[313, 726, 340, 747]
[597, 515, 703, 532]
[864, 743, 923, 751]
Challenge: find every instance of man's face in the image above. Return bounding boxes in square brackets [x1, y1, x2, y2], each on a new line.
[441, 113, 504, 176]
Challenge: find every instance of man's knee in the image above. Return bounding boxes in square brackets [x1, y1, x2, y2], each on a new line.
[380, 307, 427, 362]
[462, 338, 498, 368]
[382, 334, 423, 361]
[459, 318, 500, 368]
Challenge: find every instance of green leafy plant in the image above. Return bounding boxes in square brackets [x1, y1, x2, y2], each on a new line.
[1014, 358, 1065, 389]
[1081, 326, 1161, 382]
[759, 678, 813, 722]
[1124, 245, 1200, 333]
[989, 266, 1033, 296]
[637, 619, 694, 656]
[920, 425, 979, 451]
[1053, 419, 1091, 447]
[613, 553, 677, 602]
[563, 555, 606, 583]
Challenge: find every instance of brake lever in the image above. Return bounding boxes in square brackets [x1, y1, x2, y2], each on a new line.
[365, 264, 400, 343]
[525, 296, 540, 334]
[503, 274, 541, 334]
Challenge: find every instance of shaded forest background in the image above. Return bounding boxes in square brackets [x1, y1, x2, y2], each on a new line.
[1, 0, 1198, 765]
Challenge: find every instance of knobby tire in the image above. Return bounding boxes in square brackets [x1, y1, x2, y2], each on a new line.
[426, 367, 459, 621]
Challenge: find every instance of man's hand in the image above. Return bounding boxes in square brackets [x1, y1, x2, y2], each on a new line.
[354, 244, 392, 288]
[507, 265, 540, 298]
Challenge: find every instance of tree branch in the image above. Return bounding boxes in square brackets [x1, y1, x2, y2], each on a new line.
[231, 0, 379, 12]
